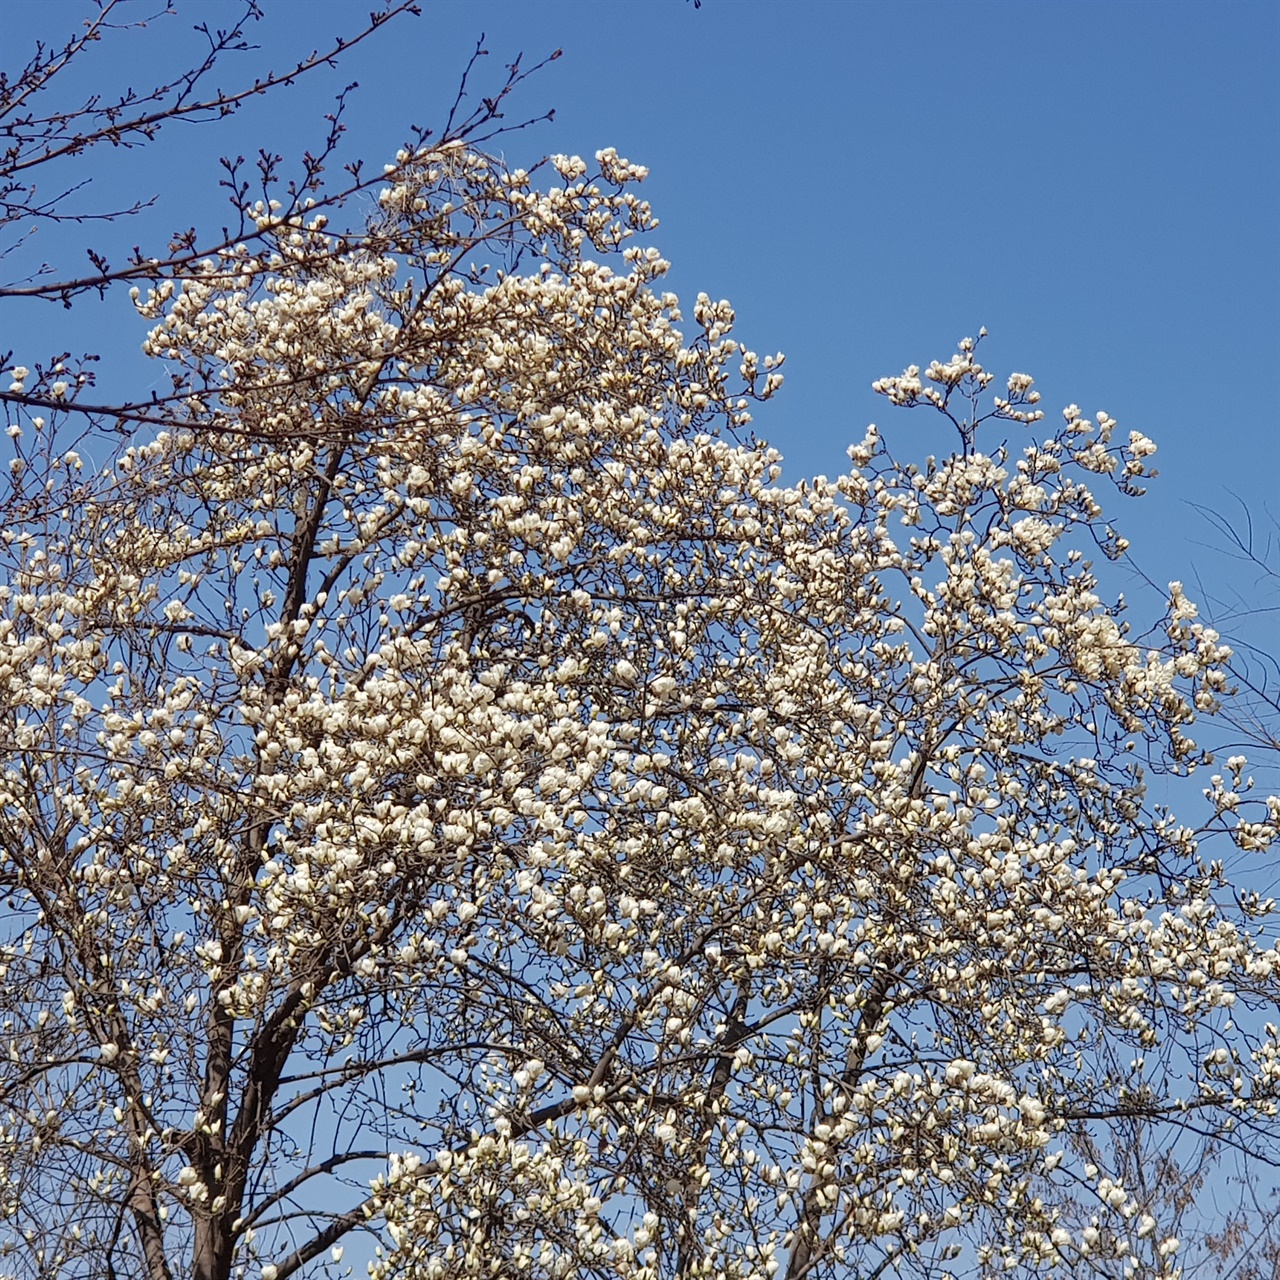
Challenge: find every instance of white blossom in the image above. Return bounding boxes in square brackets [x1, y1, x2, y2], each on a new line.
[2, 136, 1275, 1280]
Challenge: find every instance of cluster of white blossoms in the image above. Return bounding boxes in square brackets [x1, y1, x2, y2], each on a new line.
[1, 144, 1277, 1280]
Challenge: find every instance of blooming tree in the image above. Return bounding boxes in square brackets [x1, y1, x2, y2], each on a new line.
[0, 0, 425, 308]
[2, 49, 1279, 1280]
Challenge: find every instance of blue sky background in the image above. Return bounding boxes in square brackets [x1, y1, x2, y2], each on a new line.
[6, 0, 1278, 642]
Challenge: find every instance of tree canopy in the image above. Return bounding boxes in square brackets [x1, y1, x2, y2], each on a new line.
[2, 9, 1278, 1280]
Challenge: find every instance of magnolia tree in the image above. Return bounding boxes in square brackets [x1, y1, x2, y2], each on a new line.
[3, 94, 1280, 1280]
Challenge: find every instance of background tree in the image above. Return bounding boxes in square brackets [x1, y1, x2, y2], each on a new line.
[0, 0, 553, 437]
[3, 9, 1280, 1280]
[1190, 500, 1280, 788]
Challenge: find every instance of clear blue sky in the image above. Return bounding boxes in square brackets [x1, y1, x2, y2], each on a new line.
[6, 0, 1278, 635]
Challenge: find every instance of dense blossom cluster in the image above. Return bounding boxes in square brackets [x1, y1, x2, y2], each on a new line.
[1, 146, 1277, 1280]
